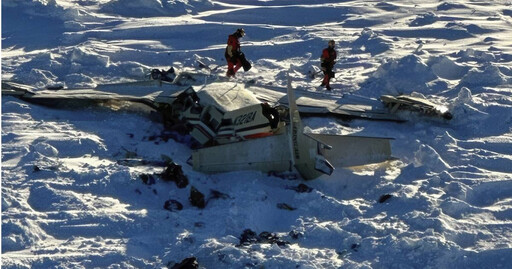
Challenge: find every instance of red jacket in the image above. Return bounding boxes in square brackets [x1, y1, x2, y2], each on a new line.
[321, 47, 336, 68]
[225, 34, 240, 58]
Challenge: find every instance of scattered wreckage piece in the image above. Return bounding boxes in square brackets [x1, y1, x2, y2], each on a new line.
[164, 199, 184, 212]
[160, 162, 189, 188]
[189, 186, 206, 209]
[380, 94, 453, 120]
[169, 257, 199, 269]
[238, 229, 289, 247]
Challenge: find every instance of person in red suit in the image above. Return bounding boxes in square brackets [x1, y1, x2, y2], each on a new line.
[225, 28, 246, 77]
[320, 40, 337, 90]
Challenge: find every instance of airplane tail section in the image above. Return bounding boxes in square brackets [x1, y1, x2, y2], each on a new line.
[287, 73, 334, 180]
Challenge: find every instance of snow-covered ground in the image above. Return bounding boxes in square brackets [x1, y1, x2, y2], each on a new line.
[2, 0, 512, 268]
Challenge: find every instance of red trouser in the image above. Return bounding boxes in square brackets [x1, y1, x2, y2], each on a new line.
[322, 69, 333, 87]
[227, 58, 242, 75]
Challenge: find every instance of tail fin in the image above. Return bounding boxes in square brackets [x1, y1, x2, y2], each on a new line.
[287, 72, 334, 179]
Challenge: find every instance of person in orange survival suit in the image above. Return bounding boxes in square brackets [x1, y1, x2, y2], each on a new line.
[320, 40, 337, 90]
[225, 28, 246, 77]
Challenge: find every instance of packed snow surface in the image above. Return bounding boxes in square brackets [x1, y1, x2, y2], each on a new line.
[2, 0, 512, 268]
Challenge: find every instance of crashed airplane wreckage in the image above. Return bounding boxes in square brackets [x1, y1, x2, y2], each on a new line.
[2, 71, 395, 180]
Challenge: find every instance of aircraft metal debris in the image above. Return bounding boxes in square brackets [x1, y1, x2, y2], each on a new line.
[381, 94, 453, 120]
[2, 69, 396, 180]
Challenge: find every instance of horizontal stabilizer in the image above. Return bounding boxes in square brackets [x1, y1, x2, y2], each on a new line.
[306, 134, 393, 167]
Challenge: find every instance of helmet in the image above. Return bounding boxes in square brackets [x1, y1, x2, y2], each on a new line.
[328, 40, 335, 47]
[236, 28, 245, 37]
